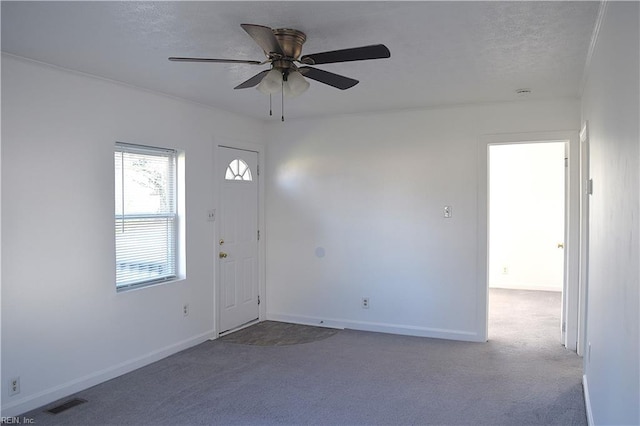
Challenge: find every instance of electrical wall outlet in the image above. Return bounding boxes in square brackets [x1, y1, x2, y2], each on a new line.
[362, 297, 370, 309]
[9, 377, 20, 396]
[183, 303, 189, 317]
[443, 205, 452, 218]
[207, 209, 216, 222]
[502, 266, 509, 274]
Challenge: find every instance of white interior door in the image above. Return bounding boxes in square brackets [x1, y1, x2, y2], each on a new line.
[562, 142, 570, 343]
[218, 146, 259, 334]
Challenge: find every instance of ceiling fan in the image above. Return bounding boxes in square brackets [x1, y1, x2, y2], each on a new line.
[169, 23, 390, 119]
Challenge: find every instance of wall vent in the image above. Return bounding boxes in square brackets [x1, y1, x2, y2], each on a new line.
[46, 398, 87, 414]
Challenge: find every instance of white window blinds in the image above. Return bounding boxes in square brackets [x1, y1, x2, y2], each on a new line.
[115, 143, 177, 289]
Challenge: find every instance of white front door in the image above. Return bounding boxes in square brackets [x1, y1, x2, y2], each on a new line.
[218, 146, 259, 334]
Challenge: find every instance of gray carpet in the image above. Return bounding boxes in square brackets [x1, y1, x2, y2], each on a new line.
[219, 321, 339, 346]
[489, 288, 563, 344]
[22, 288, 586, 425]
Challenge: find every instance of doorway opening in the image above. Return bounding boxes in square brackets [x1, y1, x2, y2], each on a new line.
[488, 142, 566, 343]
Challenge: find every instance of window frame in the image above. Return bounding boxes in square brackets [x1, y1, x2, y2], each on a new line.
[114, 142, 179, 291]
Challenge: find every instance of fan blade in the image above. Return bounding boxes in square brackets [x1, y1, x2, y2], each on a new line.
[169, 57, 262, 65]
[298, 67, 358, 90]
[241, 24, 284, 56]
[234, 70, 270, 89]
[300, 44, 390, 65]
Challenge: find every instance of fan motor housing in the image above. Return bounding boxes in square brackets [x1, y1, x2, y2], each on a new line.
[273, 28, 307, 61]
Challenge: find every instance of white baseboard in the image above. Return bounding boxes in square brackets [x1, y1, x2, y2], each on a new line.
[1, 330, 215, 418]
[490, 285, 562, 292]
[583, 374, 594, 425]
[266, 313, 481, 342]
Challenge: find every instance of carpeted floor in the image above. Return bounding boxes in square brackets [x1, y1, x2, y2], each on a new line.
[219, 321, 339, 346]
[22, 288, 585, 425]
[489, 288, 563, 345]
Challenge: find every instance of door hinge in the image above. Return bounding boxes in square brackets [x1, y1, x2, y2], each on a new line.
[587, 178, 593, 195]
[257, 164, 260, 176]
[258, 295, 261, 305]
[257, 230, 260, 241]
[562, 322, 566, 332]
[564, 157, 568, 167]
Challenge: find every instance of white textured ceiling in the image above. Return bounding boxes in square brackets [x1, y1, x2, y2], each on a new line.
[1, 1, 599, 120]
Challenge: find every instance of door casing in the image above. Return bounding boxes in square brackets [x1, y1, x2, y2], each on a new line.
[578, 122, 590, 357]
[477, 131, 581, 349]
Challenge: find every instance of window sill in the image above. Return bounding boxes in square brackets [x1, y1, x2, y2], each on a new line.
[116, 276, 186, 293]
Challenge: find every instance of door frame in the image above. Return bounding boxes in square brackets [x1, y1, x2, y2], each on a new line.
[477, 131, 581, 349]
[577, 122, 590, 356]
[212, 138, 266, 336]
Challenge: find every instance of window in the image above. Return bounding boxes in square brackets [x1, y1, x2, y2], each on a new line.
[115, 143, 177, 290]
[225, 159, 253, 181]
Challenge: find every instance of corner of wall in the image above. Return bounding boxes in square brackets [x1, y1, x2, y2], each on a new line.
[582, 374, 595, 426]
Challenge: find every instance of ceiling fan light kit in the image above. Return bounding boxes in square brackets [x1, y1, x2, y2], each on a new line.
[169, 23, 390, 120]
[282, 70, 310, 98]
[257, 68, 284, 95]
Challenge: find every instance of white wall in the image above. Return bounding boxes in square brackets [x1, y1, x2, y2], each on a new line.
[489, 142, 565, 291]
[264, 100, 579, 342]
[580, 2, 639, 425]
[1, 55, 264, 416]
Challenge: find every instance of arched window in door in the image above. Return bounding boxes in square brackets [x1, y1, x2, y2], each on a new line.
[225, 159, 253, 181]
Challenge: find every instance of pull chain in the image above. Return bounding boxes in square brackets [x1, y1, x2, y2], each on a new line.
[269, 94, 272, 116]
[281, 78, 285, 122]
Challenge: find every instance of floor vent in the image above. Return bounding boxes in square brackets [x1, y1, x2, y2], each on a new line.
[46, 398, 87, 414]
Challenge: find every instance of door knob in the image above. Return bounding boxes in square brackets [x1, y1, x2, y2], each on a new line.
[219, 252, 228, 258]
